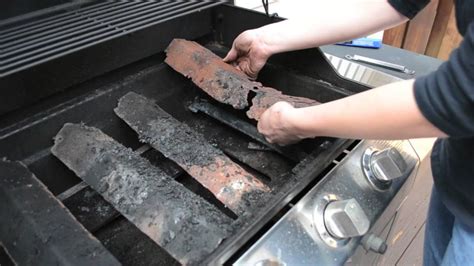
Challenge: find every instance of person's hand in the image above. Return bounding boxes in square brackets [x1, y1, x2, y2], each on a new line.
[257, 101, 305, 145]
[223, 29, 271, 80]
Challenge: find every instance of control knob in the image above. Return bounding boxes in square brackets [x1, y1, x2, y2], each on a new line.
[362, 147, 410, 191]
[324, 198, 370, 239]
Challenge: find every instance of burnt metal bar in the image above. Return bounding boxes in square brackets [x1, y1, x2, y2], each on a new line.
[0, 159, 120, 265]
[56, 144, 153, 202]
[51, 123, 232, 265]
[218, 140, 294, 183]
[58, 145, 185, 233]
[165, 39, 319, 120]
[95, 217, 180, 266]
[188, 99, 306, 162]
[62, 186, 120, 233]
[115, 92, 270, 215]
[247, 86, 319, 120]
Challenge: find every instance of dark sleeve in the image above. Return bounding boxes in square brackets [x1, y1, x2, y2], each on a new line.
[414, 22, 474, 138]
[388, 0, 430, 19]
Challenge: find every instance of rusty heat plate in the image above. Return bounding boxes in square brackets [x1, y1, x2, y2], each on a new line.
[165, 39, 319, 120]
[51, 123, 233, 265]
[0, 159, 120, 266]
[114, 92, 270, 216]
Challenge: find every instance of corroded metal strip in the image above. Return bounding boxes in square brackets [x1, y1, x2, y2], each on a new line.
[114, 92, 270, 216]
[51, 124, 232, 265]
[58, 145, 183, 233]
[165, 39, 319, 120]
[165, 38, 254, 110]
[0, 159, 120, 266]
[247, 86, 319, 120]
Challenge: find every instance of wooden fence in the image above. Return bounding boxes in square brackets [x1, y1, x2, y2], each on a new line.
[383, 0, 463, 60]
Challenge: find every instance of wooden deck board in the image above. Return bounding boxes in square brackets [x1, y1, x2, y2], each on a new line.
[397, 223, 426, 266]
[349, 155, 433, 266]
[377, 157, 433, 265]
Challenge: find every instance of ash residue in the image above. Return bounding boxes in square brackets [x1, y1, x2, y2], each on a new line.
[115, 92, 223, 167]
[230, 189, 279, 230]
[240, 189, 269, 210]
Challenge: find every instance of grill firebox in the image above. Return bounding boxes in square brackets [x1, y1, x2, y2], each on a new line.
[0, 2, 371, 265]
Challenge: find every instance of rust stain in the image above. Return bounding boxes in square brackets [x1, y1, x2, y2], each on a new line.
[165, 39, 319, 121]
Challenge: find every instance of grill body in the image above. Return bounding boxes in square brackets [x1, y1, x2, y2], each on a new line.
[0, 3, 409, 265]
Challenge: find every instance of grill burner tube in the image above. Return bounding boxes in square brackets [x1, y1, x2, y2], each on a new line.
[51, 123, 233, 265]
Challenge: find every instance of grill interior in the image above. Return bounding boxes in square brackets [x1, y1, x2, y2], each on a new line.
[0, 3, 369, 265]
[0, 41, 351, 264]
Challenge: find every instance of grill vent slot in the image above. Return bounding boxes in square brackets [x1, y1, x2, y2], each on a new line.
[0, 0, 224, 77]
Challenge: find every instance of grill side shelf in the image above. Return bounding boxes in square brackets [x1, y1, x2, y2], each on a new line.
[51, 123, 233, 265]
[114, 92, 271, 216]
[0, 159, 120, 266]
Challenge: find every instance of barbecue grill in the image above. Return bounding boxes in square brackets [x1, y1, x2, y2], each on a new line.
[0, 1, 420, 265]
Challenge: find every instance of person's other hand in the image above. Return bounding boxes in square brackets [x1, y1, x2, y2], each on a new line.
[223, 29, 271, 80]
[257, 101, 305, 145]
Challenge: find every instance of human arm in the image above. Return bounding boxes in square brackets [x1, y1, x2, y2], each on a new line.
[224, 0, 411, 78]
[259, 20, 474, 144]
[258, 79, 448, 145]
